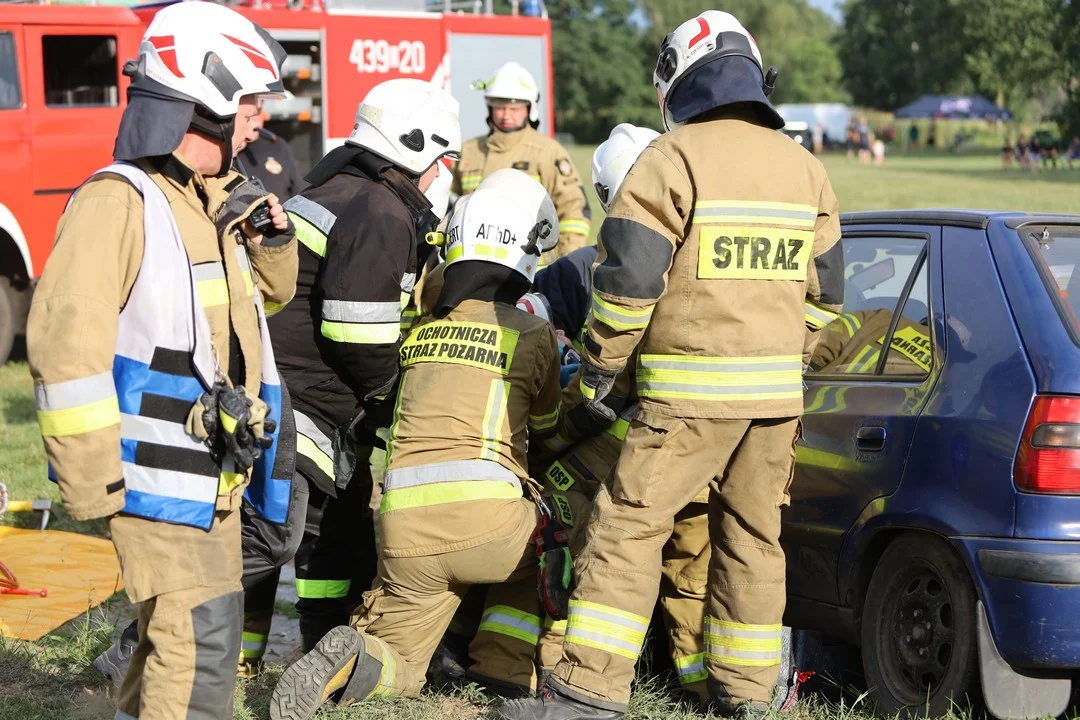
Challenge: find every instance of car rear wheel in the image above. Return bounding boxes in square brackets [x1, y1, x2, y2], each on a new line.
[861, 534, 979, 717]
[0, 277, 15, 365]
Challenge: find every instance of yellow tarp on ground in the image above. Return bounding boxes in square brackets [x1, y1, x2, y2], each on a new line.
[0, 527, 122, 641]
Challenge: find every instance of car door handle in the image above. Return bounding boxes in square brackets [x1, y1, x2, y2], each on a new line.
[856, 426, 887, 452]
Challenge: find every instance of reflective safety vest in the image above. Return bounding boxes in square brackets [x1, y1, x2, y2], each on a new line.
[38, 162, 292, 530]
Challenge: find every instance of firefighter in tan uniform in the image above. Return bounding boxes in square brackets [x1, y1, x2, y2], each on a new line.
[27, 5, 297, 719]
[452, 61, 591, 263]
[502, 11, 844, 720]
[464, 124, 713, 701]
[269, 169, 567, 720]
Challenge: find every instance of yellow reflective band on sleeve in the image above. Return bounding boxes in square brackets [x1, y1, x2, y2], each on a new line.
[296, 433, 335, 480]
[196, 278, 230, 308]
[264, 300, 286, 317]
[560, 218, 590, 237]
[218, 408, 239, 435]
[591, 294, 654, 331]
[295, 578, 351, 600]
[291, 212, 328, 258]
[704, 617, 783, 668]
[445, 244, 464, 264]
[545, 460, 576, 491]
[636, 354, 803, 402]
[565, 600, 650, 661]
[850, 344, 880, 372]
[480, 380, 510, 461]
[692, 201, 818, 230]
[604, 417, 631, 441]
[242, 271, 254, 298]
[804, 301, 839, 330]
[543, 433, 571, 455]
[675, 652, 708, 684]
[479, 605, 542, 646]
[401, 321, 519, 375]
[837, 313, 861, 338]
[380, 479, 522, 513]
[218, 471, 245, 495]
[321, 320, 401, 345]
[580, 382, 597, 401]
[529, 404, 560, 432]
[544, 618, 568, 632]
[400, 309, 420, 331]
[461, 172, 482, 192]
[880, 326, 932, 372]
[37, 395, 121, 437]
[697, 227, 814, 281]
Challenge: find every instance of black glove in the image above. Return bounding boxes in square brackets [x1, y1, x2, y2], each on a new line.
[218, 386, 260, 470]
[579, 361, 619, 424]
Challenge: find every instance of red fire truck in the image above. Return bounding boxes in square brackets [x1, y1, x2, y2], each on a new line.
[0, 0, 553, 363]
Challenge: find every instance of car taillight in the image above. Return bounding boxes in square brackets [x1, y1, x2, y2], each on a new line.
[1014, 395, 1080, 494]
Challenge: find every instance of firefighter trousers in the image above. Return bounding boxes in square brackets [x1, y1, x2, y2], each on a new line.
[110, 510, 243, 720]
[340, 497, 541, 699]
[467, 495, 711, 700]
[548, 413, 799, 712]
[240, 448, 377, 661]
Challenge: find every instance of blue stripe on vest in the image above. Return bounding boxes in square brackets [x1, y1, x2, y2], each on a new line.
[123, 489, 216, 529]
[121, 438, 137, 464]
[247, 382, 289, 524]
[113, 355, 204, 415]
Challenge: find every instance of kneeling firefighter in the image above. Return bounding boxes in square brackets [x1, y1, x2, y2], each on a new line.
[28, 3, 298, 717]
[501, 10, 843, 720]
[250, 78, 462, 660]
[269, 169, 568, 720]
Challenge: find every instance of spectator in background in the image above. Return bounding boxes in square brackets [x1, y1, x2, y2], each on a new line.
[1067, 137, 1080, 170]
[1030, 135, 1043, 173]
[927, 123, 937, 149]
[1016, 135, 1033, 170]
[873, 136, 886, 166]
[1001, 135, 1014, 168]
[857, 115, 871, 164]
[813, 122, 824, 155]
[846, 120, 857, 162]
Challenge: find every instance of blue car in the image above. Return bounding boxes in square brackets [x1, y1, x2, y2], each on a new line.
[783, 210, 1080, 718]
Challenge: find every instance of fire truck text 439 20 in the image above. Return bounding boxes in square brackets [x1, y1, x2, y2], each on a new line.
[349, 39, 427, 74]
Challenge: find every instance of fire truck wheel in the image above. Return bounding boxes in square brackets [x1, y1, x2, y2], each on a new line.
[0, 277, 15, 365]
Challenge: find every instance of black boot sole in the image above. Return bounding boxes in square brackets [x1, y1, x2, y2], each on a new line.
[270, 625, 365, 720]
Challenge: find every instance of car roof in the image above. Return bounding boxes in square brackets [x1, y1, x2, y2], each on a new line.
[841, 209, 1080, 230]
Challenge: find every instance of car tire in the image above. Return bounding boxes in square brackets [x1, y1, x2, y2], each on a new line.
[861, 533, 980, 717]
[0, 277, 15, 366]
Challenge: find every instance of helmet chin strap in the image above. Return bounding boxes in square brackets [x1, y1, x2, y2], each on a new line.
[189, 107, 237, 177]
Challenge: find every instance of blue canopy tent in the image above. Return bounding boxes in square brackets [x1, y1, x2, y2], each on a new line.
[894, 94, 1012, 121]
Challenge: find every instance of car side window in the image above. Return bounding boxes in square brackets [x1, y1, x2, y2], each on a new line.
[42, 35, 118, 107]
[808, 235, 930, 378]
[0, 32, 20, 110]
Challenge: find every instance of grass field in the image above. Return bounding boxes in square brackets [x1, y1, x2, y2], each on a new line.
[567, 147, 1080, 242]
[1, 153, 1078, 719]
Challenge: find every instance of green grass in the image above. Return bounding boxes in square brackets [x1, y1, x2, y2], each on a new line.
[2, 153, 1078, 718]
[567, 146, 1080, 243]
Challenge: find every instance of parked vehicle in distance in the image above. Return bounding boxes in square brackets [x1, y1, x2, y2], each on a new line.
[785, 210, 1080, 719]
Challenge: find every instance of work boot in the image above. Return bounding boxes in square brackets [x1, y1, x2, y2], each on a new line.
[498, 686, 625, 720]
[271, 625, 369, 720]
[92, 619, 139, 688]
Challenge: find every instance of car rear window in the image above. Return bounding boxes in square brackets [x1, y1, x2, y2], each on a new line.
[1026, 225, 1080, 332]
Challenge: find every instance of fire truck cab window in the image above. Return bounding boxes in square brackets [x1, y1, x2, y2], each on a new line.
[42, 35, 118, 107]
[0, 32, 20, 110]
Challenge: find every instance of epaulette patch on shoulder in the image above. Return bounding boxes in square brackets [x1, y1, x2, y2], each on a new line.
[264, 157, 283, 175]
[556, 158, 572, 176]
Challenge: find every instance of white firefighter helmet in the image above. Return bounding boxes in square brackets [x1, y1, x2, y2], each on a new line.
[129, 1, 286, 118]
[591, 123, 660, 213]
[424, 159, 454, 223]
[477, 61, 541, 125]
[516, 292, 553, 324]
[442, 168, 558, 283]
[653, 10, 778, 131]
[348, 78, 462, 175]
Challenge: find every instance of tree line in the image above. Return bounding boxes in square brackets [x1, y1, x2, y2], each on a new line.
[506, 0, 1080, 143]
